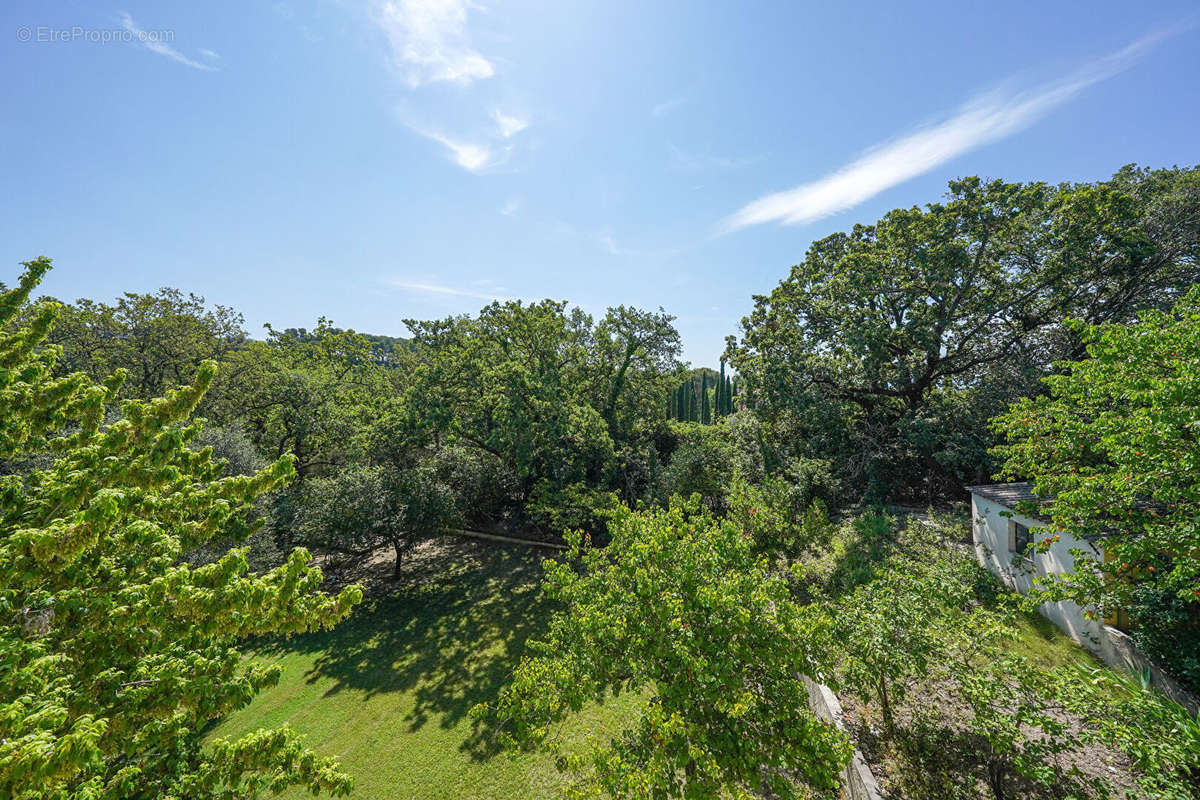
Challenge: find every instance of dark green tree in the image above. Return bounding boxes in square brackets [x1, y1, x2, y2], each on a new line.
[294, 463, 459, 578]
[403, 300, 681, 512]
[716, 361, 727, 417]
[45, 288, 247, 399]
[727, 165, 1200, 501]
[203, 321, 388, 478]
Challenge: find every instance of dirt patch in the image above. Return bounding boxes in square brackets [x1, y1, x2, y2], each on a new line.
[838, 681, 1140, 800]
[314, 535, 563, 593]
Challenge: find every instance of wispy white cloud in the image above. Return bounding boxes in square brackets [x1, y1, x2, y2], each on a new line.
[198, 48, 221, 61]
[594, 230, 685, 260]
[597, 233, 624, 256]
[492, 109, 529, 138]
[407, 125, 506, 172]
[669, 143, 762, 172]
[375, 0, 494, 87]
[119, 13, 218, 71]
[652, 96, 687, 118]
[722, 27, 1184, 232]
[500, 196, 521, 216]
[375, 3, 531, 174]
[382, 277, 512, 301]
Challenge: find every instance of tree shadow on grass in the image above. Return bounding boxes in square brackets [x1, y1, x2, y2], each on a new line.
[255, 537, 561, 762]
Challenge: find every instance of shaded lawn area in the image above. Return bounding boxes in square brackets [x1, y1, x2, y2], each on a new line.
[208, 537, 636, 799]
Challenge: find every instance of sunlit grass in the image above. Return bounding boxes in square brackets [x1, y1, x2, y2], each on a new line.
[208, 539, 637, 799]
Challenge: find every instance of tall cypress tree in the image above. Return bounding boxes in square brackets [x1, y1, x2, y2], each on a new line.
[701, 373, 711, 424]
[717, 361, 726, 417]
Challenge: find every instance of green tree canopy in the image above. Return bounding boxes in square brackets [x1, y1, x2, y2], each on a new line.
[403, 299, 681, 513]
[0, 259, 362, 799]
[44, 287, 247, 399]
[727, 165, 1200, 501]
[203, 319, 389, 478]
[479, 500, 850, 798]
[992, 287, 1200, 685]
[295, 462, 459, 578]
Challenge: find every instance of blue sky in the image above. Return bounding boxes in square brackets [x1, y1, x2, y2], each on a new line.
[2, 1, 1197, 366]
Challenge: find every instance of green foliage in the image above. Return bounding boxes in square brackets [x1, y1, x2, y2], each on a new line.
[728, 165, 1200, 502]
[726, 473, 799, 558]
[479, 500, 851, 799]
[659, 422, 735, 510]
[44, 287, 247, 398]
[992, 287, 1200, 688]
[817, 518, 981, 732]
[425, 444, 520, 527]
[295, 463, 459, 577]
[527, 480, 621, 538]
[191, 421, 267, 478]
[807, 512, 1199, 800]
[946, 635, 1107, 800]
[726, 472, 835, 561]
[834, 564, 965, 733]
[666, 367, 730, 425]
[404, 300, 680, 515]
[937, 602, 1198, 800]
[1059, 664, 1200, 800]
[183, 423, 283, 571]
[798, 511, 898, 600]
[0, 259, 362, 799]
[206, 320, 389, 477]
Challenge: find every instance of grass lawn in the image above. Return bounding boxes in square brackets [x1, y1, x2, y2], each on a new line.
[1010, 608, 1108, 672]
[208, 537, 637, 800]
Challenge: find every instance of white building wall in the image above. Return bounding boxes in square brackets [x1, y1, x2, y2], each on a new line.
[971, 491, 1199, 711]
[970, 493, 1114, 657]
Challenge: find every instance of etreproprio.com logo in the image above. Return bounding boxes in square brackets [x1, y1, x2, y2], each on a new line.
[16, 25, 175, 44]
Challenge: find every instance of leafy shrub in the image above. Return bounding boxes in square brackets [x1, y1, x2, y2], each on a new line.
[185, 422, 283, 571]
[527, 479, 621, 538]
[727, 473, 836, 561]
[191, 421, 265, 477]
[781, 455, 838, 512]
[1124, 580, 1200, 692]
[427, 445, 520, 527]
[660, 422, 736, 510]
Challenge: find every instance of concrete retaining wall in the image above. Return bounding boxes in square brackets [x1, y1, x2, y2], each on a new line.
[802, 676, 883, 800]
[1101, 624, 1199, 714]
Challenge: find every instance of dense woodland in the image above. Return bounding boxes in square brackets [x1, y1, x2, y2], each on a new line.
[3, 163, 1200, 799]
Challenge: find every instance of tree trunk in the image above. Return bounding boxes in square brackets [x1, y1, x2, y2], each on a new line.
[987, 758, 1006, 800]
[878, 677, 894, 736]
[392, 538, 404, 580]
